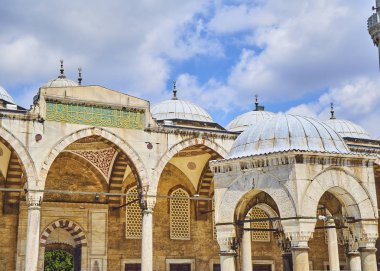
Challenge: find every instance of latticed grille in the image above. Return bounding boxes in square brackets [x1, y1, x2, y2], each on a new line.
[125, 186, 142, 239]
[250, 207, 270, 242]
[170, 188, 190, 240]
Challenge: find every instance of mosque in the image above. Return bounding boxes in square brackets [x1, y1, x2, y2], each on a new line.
[0, 3, 380, 271]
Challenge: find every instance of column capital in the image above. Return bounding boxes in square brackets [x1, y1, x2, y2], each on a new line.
[216, 224, 237, 255]
[285, 231, 313, 248]
[355, 221, 379, 249]
[26, 191, 43, 209]
[281, 219, 315, 248]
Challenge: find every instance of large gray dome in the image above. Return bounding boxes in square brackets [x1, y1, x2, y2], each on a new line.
[226, 110, 275, 132]
[324, 119, 371, 140]
[228, 114, 350, 159]
[151, 99, 213, 123]
[0, 85, 15, 104]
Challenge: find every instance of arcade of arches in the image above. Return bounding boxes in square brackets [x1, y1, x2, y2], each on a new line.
[0, 70, 380, 271]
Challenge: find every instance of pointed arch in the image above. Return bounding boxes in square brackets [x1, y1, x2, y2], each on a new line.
[40, 219, 87, 248]
[0, 126, 37, 189]
[151, 138, 228, 195]
[216, 170, 297, 224]
[40, 127, 148, 190]
[301, 168, 377, 219]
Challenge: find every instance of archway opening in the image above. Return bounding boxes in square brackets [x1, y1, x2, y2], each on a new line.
[42, 225, 84, 271]
[235, 191, 284, 271]
[309, 190, 355, 271]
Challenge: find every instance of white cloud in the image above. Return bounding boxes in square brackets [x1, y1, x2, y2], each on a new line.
[286, 77, 380, 137]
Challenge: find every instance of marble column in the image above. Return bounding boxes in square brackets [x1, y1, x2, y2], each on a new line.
[241, 219, 252, 271]
[291, 247, 310, 271]
[347, 251, 361, 271]
[141, 198, 155, 271]
[284, 229, 313, 271]
[326, 219, 340, 271]
[356, 221, 379, 271]
[24, 192, 42, 271]
[359, 247, 377, 271]
[217, 225, 237, 271]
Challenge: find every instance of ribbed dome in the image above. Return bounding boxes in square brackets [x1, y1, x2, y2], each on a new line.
[324, 119, 371, 140]
[227, 111, 275, 132]
[228, 114, 350, 158]
[0, 86, 15, 104]
[151, 99, 213, 123]
[43, 78, 78, 88]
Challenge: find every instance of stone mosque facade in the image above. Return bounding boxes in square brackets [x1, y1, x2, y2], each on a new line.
[0, 4, 380, 271]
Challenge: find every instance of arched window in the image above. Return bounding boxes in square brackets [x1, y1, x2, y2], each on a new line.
[170, 188, 190, 240]
[125, 186, 142, 239]
[251, 207, 270, 242]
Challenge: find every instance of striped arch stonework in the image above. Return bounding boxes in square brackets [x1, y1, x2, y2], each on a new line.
[151, 138, 228, 195]
[40, 219, 87, 248]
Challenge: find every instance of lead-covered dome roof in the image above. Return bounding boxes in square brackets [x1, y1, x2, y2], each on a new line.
[228, 113, 350, 159]
[226, 98, 275, 132]
[324, 119, 371, 140]
[42, 60, 78, 88]
[151, 82, 213, 123]
[0, 85, 15, 104]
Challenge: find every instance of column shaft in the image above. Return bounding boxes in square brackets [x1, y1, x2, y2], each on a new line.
[221, 254, 236, 271]
[347, 252, 361, 271]
[327, 221, 340, 271]
[141, 208, 153, 271]
[360, 248, 377, 271]
[292, 247, 310, 271]
[24, 205, 41, 271]
[241, 221, 252, 271]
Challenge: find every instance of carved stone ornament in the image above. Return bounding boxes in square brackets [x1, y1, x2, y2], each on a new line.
[26, 192, 43, 208]
[285, 231, 313, 248]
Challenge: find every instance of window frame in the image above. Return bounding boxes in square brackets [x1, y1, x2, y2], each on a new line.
[121, 258, 141, 271]
[166, 258, 195, 271]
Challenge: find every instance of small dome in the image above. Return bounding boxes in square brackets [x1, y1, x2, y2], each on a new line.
[151, 81, 213, 123]
[227, 111, 275, 132]
[151, 99, 213, 123]
[43, 78, 78, 88]
[324, 119, 371, 140]
[42, 60, 78, 88]
[0, 85, 15, 104]
[228, 114, 350, 158]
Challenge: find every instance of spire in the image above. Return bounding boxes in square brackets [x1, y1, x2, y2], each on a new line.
[78, 67, 82, 85]
[254, 94, 259, 110]
[58, 59, 66, 79]
[172, 80, 178, 100]
[330, 102, 336, 119]
[254, 94, 265, 111]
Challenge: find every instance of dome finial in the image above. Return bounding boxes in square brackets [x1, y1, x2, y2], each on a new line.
[58, 59, 66, 79]
[254, 94, 259, 110]
[78, 67, 82, 85]
[172, 80, 178, 100]
[330, 102, 336, 119]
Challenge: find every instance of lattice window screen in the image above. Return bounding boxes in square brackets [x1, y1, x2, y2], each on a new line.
[125, 186, 142, 239]
[170, 188, 190, 240]
[250, 207, 270, 242]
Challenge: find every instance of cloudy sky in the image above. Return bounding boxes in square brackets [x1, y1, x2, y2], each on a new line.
[0, 0, 379, 136]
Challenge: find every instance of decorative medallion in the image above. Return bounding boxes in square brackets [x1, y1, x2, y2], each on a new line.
[187, 161, 196, 170]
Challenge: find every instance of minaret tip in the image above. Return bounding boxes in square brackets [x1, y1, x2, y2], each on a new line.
[58, 59, 66, 79]
[78, 67, 82, 85]
[330, 103, 336, 119]
[172, 80, 178, 100]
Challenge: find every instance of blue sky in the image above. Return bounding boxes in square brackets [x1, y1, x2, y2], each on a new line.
[1, 0, 379, 135]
